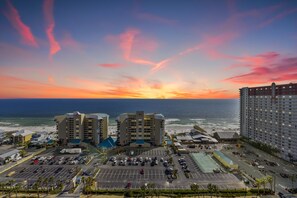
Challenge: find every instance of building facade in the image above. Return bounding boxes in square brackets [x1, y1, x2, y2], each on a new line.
[240, 83, 297, 161]
[54, 111, 109, 146]
[11, 129, 35, 145]
[116, 111, 165, 147]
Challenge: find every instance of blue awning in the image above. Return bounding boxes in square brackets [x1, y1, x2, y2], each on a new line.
[69, 139, 81, 145]
[98, 137, 116, 149]
[135, 139, 145, 144]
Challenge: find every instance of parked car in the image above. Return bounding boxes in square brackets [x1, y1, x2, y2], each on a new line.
[280, 173, 289, 178]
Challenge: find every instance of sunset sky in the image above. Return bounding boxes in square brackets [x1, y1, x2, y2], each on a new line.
[0, 0, 297, 99]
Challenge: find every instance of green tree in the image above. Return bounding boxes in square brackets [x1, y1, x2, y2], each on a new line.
[19, 150, 27, 158]
[190, 183, 200, 198]
[172, 169, 178, 179]
[266, 176, 273, 192]
[212, 185, 219, 198]
[168, 157, 173, 164]
[207, 183, 214, 198]
[48, 176, 54, 192]
[8, 179, 15, 198]
[140, 183, 147, 198]
[147, 182, 156, 198]
[33, 177, 43, 198]
[14, 183, 21, 198]
[43, 177, 49, 194]
[261, 177, 267, 194]
[255, 179, 261, 195]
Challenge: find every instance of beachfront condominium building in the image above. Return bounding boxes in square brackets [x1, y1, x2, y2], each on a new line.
[240, 82, 297, 161]
[54, 111, 109, 146]
[11, 129, 35, 145]
[116, 111, 165, 147]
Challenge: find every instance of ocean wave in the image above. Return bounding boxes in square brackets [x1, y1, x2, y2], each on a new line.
[165, 118, 180, 124]
[189, 118, 206, 121]
[166, 124, 193, 127]
[0, 122, 12, 126]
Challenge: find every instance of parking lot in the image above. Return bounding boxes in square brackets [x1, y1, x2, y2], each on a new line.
[96, 147, 245, 190]
[1, 165, 78, 181]
[0, 150, 84, 192]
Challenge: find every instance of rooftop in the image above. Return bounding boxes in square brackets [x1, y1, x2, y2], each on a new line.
[12, 129, 34, 137]
[214, 132, 240, 139]
[0, 149, 19, 159]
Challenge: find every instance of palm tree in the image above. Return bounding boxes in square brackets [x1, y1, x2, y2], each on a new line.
[212, 185, 219, 198]
[172, 169, 178, 179]
[266, 176, 273, 192]
[255, 179, 261, 195]
[207, 183, 214, 198]
[190, 183, 200, 198]
[19, 149, 27, 158]
[34, 177, 43, 198]
[48, 176, 54, 192]
[261, 177, 267, 194]
[14, 183, 21, 198]
[43, 177, 49, 194]
[147, 182, 156, 198]
[7, 179, 15, 198]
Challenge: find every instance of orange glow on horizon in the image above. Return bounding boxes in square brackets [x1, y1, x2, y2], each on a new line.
[0, 75, 238, 99]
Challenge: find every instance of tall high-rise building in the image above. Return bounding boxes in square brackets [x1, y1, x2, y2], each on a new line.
[116, 111, 165, 147]
[240, 83, 297, 161]
[55, 111, 109, 145]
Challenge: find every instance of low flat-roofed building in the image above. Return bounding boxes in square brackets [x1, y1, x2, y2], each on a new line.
[192, 134, 218, 143]
[0, 149, 20, 165]
[11, 129, 35, 145]
[176, 135, 193, 142]
[213, 150, 238, 170]
[213, 132, 240, 143]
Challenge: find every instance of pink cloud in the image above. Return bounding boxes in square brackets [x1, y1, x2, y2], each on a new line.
[259, 7, 297, 28]
[150, 58, 172, 73]
[43, 0, 61, 58]
[60, 32, 83, 51]
[105, 28, 158, 66]
[3, 1, 38, 47]
[224, 52, 297, 85]
[98, 63, 124, 68]
[151, 31, 238, 72]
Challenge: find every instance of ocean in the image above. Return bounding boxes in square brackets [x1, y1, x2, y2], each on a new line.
[0, 99, 240, 133]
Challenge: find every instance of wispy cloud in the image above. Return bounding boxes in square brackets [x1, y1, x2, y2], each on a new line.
[150, 31, 237, 72]
[97, 63, 124, 68]
[3, 0, 38, 47]
[105, 28, 157, 66]
[224, 52, 297, 85]
[60, 32, 84, 51]
[136, 12, 177, 25]
[258, 7, 297, 28]
[43, 0, 61, 58]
